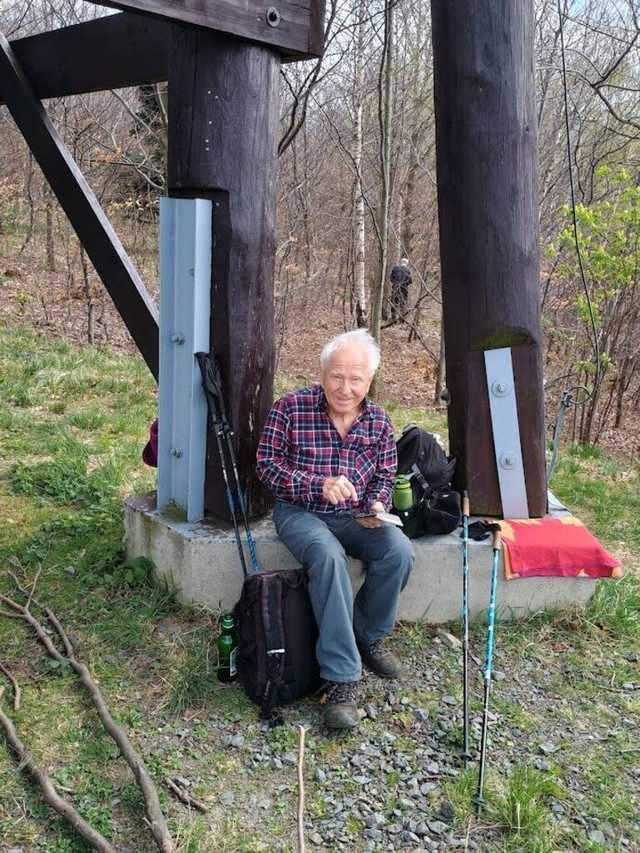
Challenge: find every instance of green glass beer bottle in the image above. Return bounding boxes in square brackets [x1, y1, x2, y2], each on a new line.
[217, 613, 238, 683]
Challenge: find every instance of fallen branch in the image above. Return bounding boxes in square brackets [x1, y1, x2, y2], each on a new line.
[166, 778, 207, 813]
[0, 687, 117, 853]
[0, 590, 175, 853]
[0, 662, 20, 711]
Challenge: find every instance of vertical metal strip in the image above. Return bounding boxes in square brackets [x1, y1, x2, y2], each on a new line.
[158, 197, 212, 521]
[484, 347, 529, 519]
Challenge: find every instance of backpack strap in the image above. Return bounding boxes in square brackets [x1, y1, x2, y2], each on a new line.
[259, 576, 287, 721]
[409, 462, 434, 496]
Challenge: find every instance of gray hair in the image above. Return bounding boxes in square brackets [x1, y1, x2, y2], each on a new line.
[400, 257, 409, 266]
[320, 329, 381, 376]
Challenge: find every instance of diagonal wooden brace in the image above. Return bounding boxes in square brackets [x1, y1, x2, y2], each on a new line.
[0, 30, 159, 379]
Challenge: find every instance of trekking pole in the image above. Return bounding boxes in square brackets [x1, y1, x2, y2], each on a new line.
[461, 490, 471, 767]
[475, 524, 502, 814]
[195, 352, 250, 579]
[196, 352, 261, 573]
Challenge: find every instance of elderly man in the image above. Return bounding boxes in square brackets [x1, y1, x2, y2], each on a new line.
[256, 329, 414, 729]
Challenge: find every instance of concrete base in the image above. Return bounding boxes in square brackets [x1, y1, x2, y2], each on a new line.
[124, 494, 597, 624]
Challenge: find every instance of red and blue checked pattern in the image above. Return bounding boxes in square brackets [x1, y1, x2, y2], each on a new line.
[256, 384, 397, 514]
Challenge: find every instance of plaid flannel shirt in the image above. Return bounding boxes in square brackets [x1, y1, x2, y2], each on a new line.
[256, 384, 397, 514]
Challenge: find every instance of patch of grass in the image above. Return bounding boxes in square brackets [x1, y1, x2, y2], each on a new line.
[587, 573, 640, 635]
[443, 766, 477, 822]
[68, 408, 108, 431]
[167, 624, 254, 717]
[384, 400, 447, 440]
[550, 445, 640, 552]
[489, 765, 565, 852]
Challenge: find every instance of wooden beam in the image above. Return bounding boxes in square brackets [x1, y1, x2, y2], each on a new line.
[168, 27, 279, 519]
[3, 14, 171, 103]
[0, 31, 159, 378]
[85, 0, 324, 59]
[431, 0, 546, 517]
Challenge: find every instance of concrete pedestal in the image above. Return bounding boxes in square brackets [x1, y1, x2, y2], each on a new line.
[124, 494, 596, 623]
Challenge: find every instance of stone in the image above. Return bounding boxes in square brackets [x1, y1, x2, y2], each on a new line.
[437, 629, 462, 649]
[538, 741, 559, 755]
[427, 820, 447, 836]
[588, 830, 606, 845]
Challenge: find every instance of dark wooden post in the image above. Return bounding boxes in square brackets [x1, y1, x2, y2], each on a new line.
[431, 0, 547, 517]
[168, 26, 279, 520]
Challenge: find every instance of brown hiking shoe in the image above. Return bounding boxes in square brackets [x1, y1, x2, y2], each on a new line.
[358, 638, 404, 679]
[320, 681, 360, 730]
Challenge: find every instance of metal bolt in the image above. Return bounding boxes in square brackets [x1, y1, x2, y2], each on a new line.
[170, 333, 185, 345]
[266, 6, 281, 26]
[499, 453, 517, 470]
[169, 446, 183, 458]
[491, 380, 510, 397]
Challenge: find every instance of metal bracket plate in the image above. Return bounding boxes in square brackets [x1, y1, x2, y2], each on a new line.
[484, 347, 529, 519]
[157, 197, 212, 522]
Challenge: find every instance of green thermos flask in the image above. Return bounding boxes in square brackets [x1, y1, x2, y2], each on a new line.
[217, 613, 238, 683]
[392, 475, 414, 511]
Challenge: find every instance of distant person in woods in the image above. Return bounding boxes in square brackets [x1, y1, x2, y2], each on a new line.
[256, 329, 414, 730]
[389, 257, 412, 321]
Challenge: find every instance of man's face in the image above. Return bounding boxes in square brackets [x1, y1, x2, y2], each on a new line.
[320, 345, 373, 418]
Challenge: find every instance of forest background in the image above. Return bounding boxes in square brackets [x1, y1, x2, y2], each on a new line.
[0, 0, 639, 459]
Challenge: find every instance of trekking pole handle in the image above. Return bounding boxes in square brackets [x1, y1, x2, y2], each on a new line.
[493, 527, 502, 551]
[462, 491, 469, 518]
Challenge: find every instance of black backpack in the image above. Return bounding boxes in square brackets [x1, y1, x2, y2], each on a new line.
[395, 425, 461, 537]
[234, 567, 321, 722]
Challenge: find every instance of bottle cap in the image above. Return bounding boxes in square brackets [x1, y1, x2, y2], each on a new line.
[221, 613, 235, 629]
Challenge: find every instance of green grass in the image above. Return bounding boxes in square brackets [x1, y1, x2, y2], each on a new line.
[550, 443, 640, 635]
[0, 323, 638, 852]
[489, 766, 565, 852]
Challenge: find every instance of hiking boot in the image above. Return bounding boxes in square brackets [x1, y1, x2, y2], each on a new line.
[357, 638, 404, 679]
[320, 680, 360, 730]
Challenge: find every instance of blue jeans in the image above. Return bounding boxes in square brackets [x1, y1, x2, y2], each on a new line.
[273, 500, 415, 683]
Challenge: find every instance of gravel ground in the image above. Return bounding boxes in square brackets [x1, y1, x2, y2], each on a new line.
[137, 619, 640, 853]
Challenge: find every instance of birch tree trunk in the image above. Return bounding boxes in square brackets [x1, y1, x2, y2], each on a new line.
[351, 0, 367, 327]
[370, 0, 394, 398]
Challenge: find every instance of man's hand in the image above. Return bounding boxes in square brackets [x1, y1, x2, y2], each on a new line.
[322, 475, 358, 506]
[355, 500, 386, 528]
